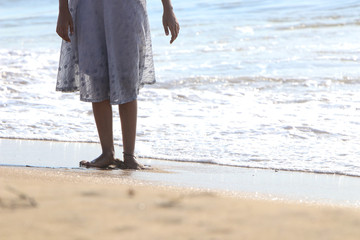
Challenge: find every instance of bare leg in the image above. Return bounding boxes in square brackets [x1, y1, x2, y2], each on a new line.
[119, 99, 143, 169]
[81, 100, 115, 168]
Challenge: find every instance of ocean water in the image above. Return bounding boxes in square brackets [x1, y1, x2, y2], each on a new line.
[1, 0, 360, 176]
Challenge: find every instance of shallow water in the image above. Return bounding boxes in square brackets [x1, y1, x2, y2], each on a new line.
[1, 0, 360, 176]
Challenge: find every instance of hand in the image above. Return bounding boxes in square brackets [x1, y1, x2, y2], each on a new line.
[56, 9, 74, 42]
[162, 9, 180, 44]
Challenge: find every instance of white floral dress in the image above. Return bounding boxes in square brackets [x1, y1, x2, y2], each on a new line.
[56, 0, 156, 104]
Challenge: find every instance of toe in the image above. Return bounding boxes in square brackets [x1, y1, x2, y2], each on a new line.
[79, 160, 90, 168]
[113, 159, 127, 169]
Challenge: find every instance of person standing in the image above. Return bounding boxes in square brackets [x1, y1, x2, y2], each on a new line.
[56, 0, 180, 169]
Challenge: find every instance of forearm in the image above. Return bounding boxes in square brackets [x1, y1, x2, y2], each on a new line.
[161, 0, 173, 11]
[59, 0, 69, 12]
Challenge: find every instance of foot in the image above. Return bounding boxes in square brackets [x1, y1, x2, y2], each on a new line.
[80, 153, 115, 168]
[112, 158, 128, 169]
[123, 152, 144, 170]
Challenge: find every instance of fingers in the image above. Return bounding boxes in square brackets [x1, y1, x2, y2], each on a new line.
[163, 23, 169, 36]
[61, 30, 71, 42]
[162, 13, 180, 44]
[69, 18, 74, 35]
[169, 22, 180, 44]
[56, 22, 72, 42]
[56, 27, 69, 42]
[63, 31, 71, 42]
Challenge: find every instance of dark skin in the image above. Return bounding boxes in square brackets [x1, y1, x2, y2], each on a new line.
[56, 0, 180, 169]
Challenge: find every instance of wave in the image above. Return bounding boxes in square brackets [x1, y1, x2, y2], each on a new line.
[154, 76, 360, 90]
[276, 21, 360, 31]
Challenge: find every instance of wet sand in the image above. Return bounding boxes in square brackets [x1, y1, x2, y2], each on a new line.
[1, 166, 360, 240]
[2, 138, 360, 206]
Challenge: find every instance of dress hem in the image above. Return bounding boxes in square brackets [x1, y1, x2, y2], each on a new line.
[56, 79, 156, 105]
[80, 96, 138, 105]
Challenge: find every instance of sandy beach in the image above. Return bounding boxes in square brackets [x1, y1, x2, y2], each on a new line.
[1, 0, 360, 239]
[1, 165, 360, 240]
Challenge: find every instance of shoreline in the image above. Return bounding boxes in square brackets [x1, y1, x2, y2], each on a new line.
[1, 138, 360, 207]
[1, 137, 360, 178]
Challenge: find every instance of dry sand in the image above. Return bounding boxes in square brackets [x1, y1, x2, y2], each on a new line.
[1, 166, 360, 240]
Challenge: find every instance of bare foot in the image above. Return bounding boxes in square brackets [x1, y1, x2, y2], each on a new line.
[112, 159, 128, 169]
[123, 153, 144, 170]
[80, 153, 115, 168]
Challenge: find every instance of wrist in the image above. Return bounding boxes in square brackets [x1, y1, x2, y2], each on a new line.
[163, 7, 174, 15]
[59, 5, 69, 11]
[59, 8, 71, 16]
[59, 1, 69, 12]
[162, 3, 173, 12]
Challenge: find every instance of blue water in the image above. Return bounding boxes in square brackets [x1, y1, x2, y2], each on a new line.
[1, 0, 360, 176]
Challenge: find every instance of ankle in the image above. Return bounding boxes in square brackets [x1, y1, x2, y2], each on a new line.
[123, 152, 135, 157]
[123, 152, 136, 162]
[123, 152, 143, 170]
[102, 151, 115, 158]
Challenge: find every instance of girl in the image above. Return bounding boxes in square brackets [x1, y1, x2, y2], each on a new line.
[56, 0, 180, 169]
